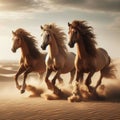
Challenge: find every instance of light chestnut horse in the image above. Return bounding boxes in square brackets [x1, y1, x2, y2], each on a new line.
[11, 28, 63, 94]
[68, 20, 116, 95]
[40, 24, 75, 94]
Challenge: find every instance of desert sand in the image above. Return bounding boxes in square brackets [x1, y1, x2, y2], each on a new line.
[0, 59, 120, 120]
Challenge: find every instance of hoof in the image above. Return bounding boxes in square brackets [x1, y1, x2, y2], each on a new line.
[68, 94, 81, 102]
[21, 89, 25, 94]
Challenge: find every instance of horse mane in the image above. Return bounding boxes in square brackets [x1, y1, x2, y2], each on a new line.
[15, 28, 40, 58]
[72, 20, 97, 57]
[44, 23, 68, 57]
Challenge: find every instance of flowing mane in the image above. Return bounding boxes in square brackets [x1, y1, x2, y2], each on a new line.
[72, 20, 97, 57]
[15, 28, 40, 58]
[44, 23, 68, 57]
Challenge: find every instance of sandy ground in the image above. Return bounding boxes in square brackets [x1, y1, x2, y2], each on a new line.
[0, 60, 120, 120]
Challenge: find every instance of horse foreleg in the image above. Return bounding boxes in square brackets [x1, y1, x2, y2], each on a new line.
[85, 72, 94, 93]
[15, 65, 26, 90]
[52, 70, 61, 86]
[52, 70, 65, 97]
[73, 71, 83, 95]
[69, 68, 75, 84]
[21, 67, 32, 94]
[68, 71, 83, 102]
[45, 68, 53, 90]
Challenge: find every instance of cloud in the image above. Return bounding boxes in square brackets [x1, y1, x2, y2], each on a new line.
[50, 0, 120, 13]
[0, 0, 120, 13]
[0, 0, 49, 12]
[108, 17, 120, 31]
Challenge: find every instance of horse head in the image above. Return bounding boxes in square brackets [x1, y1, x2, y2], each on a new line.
[40, 25, 53, 50]
[68, 22, 81, 48]
[11, 31, 22, 52]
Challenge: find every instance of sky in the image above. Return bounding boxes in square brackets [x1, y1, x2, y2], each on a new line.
[0, 0, 120, 60]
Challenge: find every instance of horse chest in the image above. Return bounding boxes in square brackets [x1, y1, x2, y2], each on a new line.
[46, 57, 57, 70]
[22, 57, 32, 68]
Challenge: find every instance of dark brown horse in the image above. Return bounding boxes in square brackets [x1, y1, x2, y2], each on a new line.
[11, 28, 63, 94]
[68, 20, 116, 95]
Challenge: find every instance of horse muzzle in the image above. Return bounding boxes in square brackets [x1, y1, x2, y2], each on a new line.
[41, 44, 46, 50]
[68, 42, 74, 48]
[11, 48, 16, 53]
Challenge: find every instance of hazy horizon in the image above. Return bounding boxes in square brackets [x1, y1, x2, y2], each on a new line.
[0, 0, 120, 60]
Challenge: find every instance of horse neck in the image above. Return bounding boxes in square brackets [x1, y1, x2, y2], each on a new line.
[76, 39, 87, 59]
[48, 37, 59, 59]
[20, 40, 30, 58]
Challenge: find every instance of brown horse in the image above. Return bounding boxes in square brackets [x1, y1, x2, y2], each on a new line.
[11, 28, 63, 94]
[68, 20, 116, 95]
[40, 23, 75, 94]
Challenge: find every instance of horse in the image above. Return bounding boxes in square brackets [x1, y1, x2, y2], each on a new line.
[11, 28, 64, 94]
[40, 23, 75, 94]
[68, 20, 116, 95]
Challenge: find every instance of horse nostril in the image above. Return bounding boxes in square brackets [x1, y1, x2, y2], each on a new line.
[41, 45, 43, 49]
[68, 42, 74, 48]
[41, 45, 45, 50]
[11, 48, 16, 53]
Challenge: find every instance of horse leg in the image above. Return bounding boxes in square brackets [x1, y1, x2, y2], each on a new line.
[95, 71, 103, 91]
[45, 68, 53, 90]
[68, 71, 83, 102]
[21, 67, 32, 94]
[51, 70, 65, 97]
[69, 68, 75, 84]
[39, 72, 45, 81]
[15, 65, 26, 90]
[73, 71, 83, 96]
[52, 70, 61, 86]
[85, 72, 94, 93]
[58, 75, 64, 84]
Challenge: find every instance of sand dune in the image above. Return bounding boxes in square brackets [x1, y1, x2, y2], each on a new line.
[0, 59, 120, 119]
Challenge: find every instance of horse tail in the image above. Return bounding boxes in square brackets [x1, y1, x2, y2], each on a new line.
[102, 57, 116, 79]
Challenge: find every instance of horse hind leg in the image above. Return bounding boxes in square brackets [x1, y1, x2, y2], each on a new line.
[69, 68, 75, 84]
[85, 72, 94, 93]
[57, 76, 64, 84]
[95, 71, 103, 91]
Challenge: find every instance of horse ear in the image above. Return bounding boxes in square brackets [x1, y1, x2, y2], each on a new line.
[68, 22, 71, 27]
[40, 25, 43, 30]
[12, 31, 16, 35]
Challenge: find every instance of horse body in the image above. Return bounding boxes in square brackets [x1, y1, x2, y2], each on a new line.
[93, 48, 110, 71]
[11, 28, 63, 94]
[18, 38, 46, 73]
[68, 20, 115, 94]
[41, 24, 75, 93]
[75, 48, 110, 73]
[46, 49, 75, 73]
